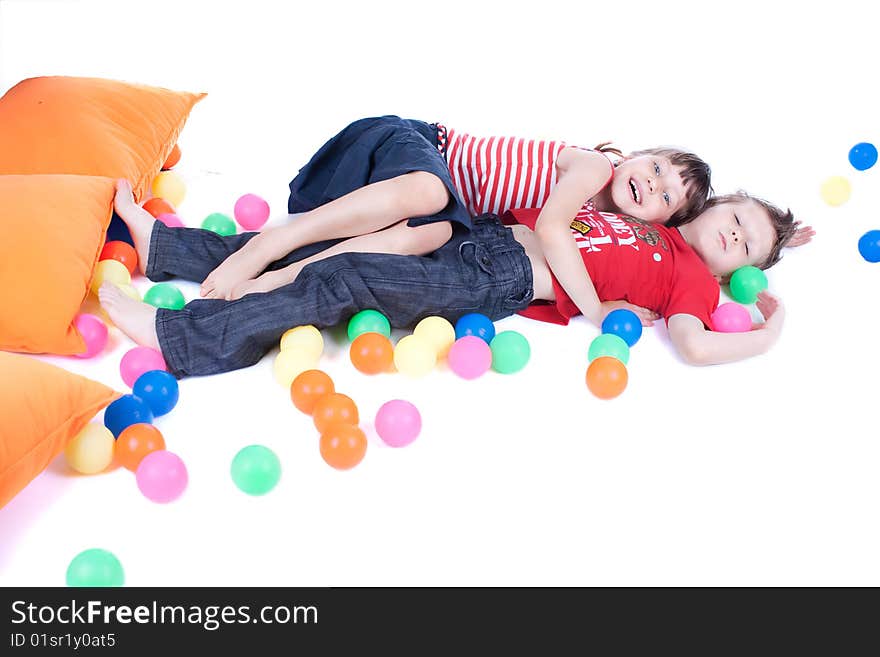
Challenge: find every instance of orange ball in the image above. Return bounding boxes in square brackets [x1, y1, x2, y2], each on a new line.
[162, 143, 182, 170]
[99, 240, 138, 275]
[290, 369, 335, 415]
[585, 356, 628, 400]
[312, 393, 359, 434]
[319, 423, 367, 470]
[115, 423, 166, 471]
[142, 197, 176, 218]
[349, 332, 394, 375]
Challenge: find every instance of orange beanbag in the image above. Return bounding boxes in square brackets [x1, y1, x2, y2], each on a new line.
[0, 174, 116, 355]
[0, 76, 205, 201]
[0, 352, 121, 509]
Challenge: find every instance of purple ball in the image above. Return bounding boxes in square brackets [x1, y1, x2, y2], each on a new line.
[136, 450, 188, 503]
[447, 336, 492, 380]
[375, 400, 422, 448]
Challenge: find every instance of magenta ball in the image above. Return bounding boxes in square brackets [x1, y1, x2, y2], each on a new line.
[375, 399, 422, 447]
[447, 335, 492, 380]
[711, 302, 752, 333]
[136, 450, 188, 503]
[120, 346, 167, 388]
[233, 193, 270, 230]
[73, 313, 108, 358]
[156, 212, 185, 228]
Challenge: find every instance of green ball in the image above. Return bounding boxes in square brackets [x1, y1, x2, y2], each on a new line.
[201, 212, 237, 236]
[66, 548, 124, 587]
[231, 445, 281, 496]
[729, 266, 768, 304]
[588, 333, 630, 365]
[490, 330, 530, 374]
[347, 309, 391, 341]
[143, 283, 186, 310]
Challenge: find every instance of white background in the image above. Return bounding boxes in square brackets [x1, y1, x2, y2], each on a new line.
[0, 0, 877, 586]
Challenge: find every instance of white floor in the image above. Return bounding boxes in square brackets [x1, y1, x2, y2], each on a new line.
[1, 0, 878, 586]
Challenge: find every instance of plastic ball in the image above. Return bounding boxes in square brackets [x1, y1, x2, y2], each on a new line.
[711, 302, 752, 333]
[120, 346, 167, 388]
[66, 548, 124, 587]
[116, 423, 165, 472]
[116, 283, 141, 301]
[234, 193, 271, 230]
[162, 143, 182, 170]
[848, 142, 877, 171]
[104, 394, 154, 438]
[820, 176, 851, 206]
[490, 330, 531, 374]
[90, 259, 131, 295]
[133, 370, 179, 416]
[279, 325, 323, 359]
[231, 445, 281, 496]
[143, 282, 186, 310]
[156, 212, 185, 228]
[350, 332, 394, 374]
[313, 393, 359, 434]
[454, 312, 495, 343]
[64, 423, 115, 474]
[73, 313, 108, 358]
[393, 334, 437, 377]
[151, 171, 186, 207]
[585, 356, 628, 400]
[201, 212, 236, 236]
[375, 399, 422, 448]
[413, 316, 456, 358]
[142, 197, 176, 218]
[447, 335, 492, 380]
[587, 333, 630, 365]
[601, 309, 642, 347]
[273, 349, 320, 388]
[136, 450, 188, 503]
[319, 423, 367, 470]
[290, 369, 335, 414]
[99, 240, 138, 275]
[729, 266, 768, 304]
[347, 309, 391, 341]
[858, 230, 880, 263]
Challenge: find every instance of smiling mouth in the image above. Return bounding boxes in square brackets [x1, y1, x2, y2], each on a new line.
[629, 179, 641, 204]
[719, 232, 727, 251]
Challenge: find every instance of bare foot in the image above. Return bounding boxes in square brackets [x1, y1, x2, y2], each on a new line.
[113, 179, 156, 275]
[200, 231, 274, 299]
[98, 282, 161, 350]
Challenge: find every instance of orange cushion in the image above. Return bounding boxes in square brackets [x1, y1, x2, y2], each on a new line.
[0, 352, 120, 509]
[0, 76, 205, 201]
[0, 174, 116, 354]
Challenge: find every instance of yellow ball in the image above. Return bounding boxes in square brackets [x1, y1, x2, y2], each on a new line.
[273, 349, 320, 387]
[116, 283, 142, 301]
[413, 316, 456, 358]
[65, 423, 115, 474]
[820, 176, 851, 206]
[90, 259, 132, 295]
[151, 171, 186, 207]
[393, 334, 437, 378]
[279, 325, 324, 359]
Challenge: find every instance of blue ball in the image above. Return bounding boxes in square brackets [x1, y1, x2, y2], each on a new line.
[454, 312, 495, 343]
[858, 230, 880, 263]
[601, 308, 642, 347]
[103, 394, 153, 438]
[848, 142, 878, 171]
[133, 370, 179, 417]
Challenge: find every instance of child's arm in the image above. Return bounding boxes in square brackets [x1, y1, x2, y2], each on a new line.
[534, 149, 613, 326]
[667, 291, 785, 365]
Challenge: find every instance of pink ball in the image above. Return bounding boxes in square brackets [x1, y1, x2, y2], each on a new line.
[73, 313, 108, 358]
[120, 346, 167, 388]
[136, 450, 188, 503]
[234, 193, 270, 230]
[375, 399, 422, 447]
[711, 302, 752, 333]
[156, 212, 185, 228]
[447, 335, 492, 380]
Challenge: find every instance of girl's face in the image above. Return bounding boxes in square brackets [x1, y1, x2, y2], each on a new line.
[606, 155, 689, 223]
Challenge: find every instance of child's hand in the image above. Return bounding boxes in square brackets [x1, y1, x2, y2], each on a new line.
[600, 300, 660, 326]
[788, 222, 816, 248]
[754, 291, 785, 337]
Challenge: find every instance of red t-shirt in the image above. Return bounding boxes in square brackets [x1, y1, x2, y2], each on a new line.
[505, 206, 720, 329]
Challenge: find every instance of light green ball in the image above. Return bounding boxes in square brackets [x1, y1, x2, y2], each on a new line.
[231, 445, 281, 496]
[66, 548, 124, 587]
[201, 212, 237, 236]
[347, 309, 391, 341]
[729, 266, 768, 304]
[490, 330, 531, 374]
[143, 283, 185, 310]
[588, 333, 630, 365]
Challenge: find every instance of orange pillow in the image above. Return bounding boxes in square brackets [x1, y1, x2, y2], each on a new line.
[0, 352, 120, 509]
[0, 76, 205, 201]
[0, 174, 116, 354]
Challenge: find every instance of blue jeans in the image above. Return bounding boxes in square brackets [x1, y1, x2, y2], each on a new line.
[146, 215, 534, 378]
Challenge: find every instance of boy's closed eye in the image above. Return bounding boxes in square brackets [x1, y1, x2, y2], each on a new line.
[735, 214, 750, 256]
